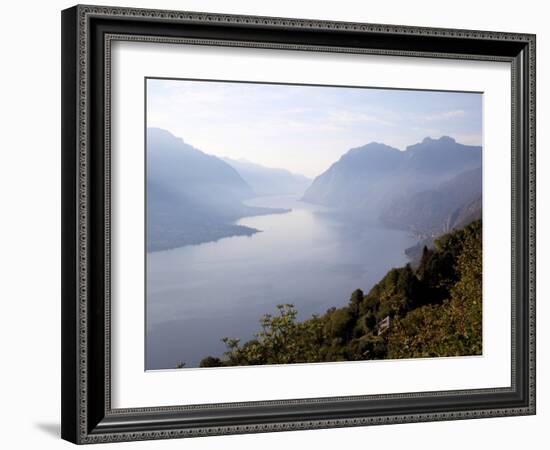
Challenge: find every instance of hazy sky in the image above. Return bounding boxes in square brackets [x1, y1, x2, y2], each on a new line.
[147, 78, 482, 178]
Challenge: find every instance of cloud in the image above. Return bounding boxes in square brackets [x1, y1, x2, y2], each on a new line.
[423, 109, 466, 121]
[280, 107, 312, 114]
[327, 110, 394, 126]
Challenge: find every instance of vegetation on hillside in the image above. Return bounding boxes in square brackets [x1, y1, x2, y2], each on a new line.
[193, 220, 482, 368]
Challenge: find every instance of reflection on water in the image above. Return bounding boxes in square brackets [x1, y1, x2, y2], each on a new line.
[146, 195, 416, 369]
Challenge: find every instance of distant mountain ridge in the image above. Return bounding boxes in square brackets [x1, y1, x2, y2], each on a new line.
[147, 128, 288, 251]
[302, 136, 482, 236]
[147, 130, 482, 253]
[222, 157, 311, 197]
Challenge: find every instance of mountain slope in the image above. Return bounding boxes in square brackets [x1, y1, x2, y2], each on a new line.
[222, 157, 311, 196]
[147, 128, 254, 212]
[381, 167, 482, 236]
[447, 195, 482, 231]
[147, 128, 288, 251]
[301, 142, 403, 213]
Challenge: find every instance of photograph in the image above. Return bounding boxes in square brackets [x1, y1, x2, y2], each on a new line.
[145, 79, 483, 370]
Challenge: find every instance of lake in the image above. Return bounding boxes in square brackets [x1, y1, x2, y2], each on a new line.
[146, 195, 417, 369]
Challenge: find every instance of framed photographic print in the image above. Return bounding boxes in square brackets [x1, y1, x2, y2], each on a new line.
[61, 4, 536, 444]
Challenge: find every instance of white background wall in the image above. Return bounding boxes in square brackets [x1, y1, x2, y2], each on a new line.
[0, 0, 546, 448]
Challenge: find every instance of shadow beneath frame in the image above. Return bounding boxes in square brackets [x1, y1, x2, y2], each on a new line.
[35, 422, 60, 438]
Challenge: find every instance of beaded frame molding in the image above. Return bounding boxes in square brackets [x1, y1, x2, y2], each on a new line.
[61, 4, 536, 444]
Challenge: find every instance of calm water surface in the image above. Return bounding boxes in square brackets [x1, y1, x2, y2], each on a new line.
[146, 195, 416, 369]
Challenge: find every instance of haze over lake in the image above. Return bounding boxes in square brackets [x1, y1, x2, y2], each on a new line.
[146, 195, 416, 369]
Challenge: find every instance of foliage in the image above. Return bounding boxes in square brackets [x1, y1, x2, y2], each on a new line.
[196, 220, 482, 367]
[198, 356, 223, 368]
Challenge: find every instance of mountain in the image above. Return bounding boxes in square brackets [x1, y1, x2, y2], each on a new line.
[301, 142, 402, 213]
[147, 127, 253, 210]
[147, 128, 288, 251]
[381, 167, 482, 236]
[302, 136, 482, 222]
[404, 192, 482, 267]
[222, 157, 311, 196]
[399, 136, 481, 177]
[447, 194, 482, 230]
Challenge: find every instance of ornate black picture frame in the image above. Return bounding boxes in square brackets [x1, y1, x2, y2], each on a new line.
[61, 4, 536, 444]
